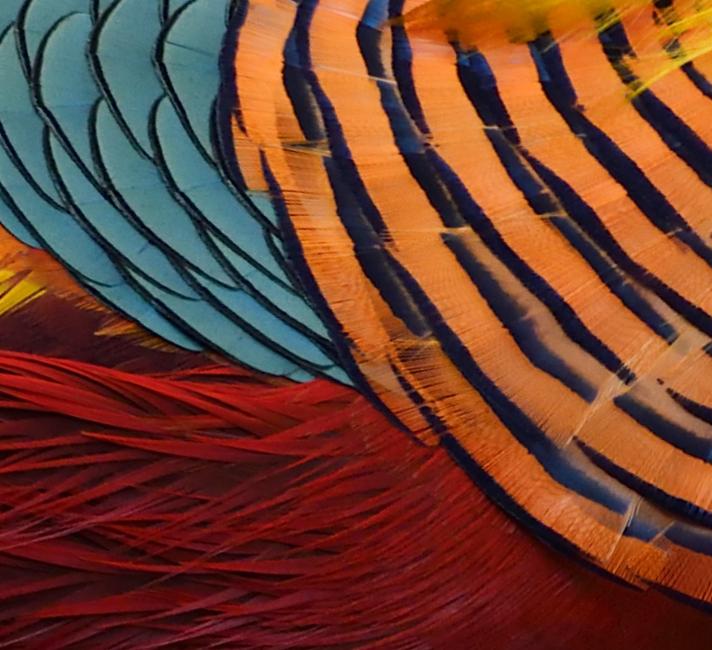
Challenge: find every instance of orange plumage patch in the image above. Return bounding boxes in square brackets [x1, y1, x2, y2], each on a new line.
[226, 0, 712, 607]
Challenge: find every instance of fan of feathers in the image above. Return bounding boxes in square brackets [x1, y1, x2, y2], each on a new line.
[0, 0, 710, 647]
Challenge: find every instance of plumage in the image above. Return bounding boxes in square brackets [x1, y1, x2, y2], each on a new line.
[0, 0, 711, 646]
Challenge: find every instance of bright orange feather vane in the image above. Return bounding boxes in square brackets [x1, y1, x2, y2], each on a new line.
[0, 0, 711, 647]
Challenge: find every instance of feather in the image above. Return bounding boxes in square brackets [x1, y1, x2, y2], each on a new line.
[0, 0, 346, 382]
[0, 338, 707, 648]
[224, 0, 712, 607]
[404, 0, 712, 76]
[1, 0, 712, 645]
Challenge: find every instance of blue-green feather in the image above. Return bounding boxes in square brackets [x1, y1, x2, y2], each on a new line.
[0, 0, 347, 383]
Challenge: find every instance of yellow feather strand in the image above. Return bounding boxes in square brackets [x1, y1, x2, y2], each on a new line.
[0, 269, 45, 317]
[402, 0, 712, 92]
[0, 228, 174, 350]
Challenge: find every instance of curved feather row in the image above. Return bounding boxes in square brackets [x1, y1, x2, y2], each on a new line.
[0, 0, 347, 383]
[224, 0, 712, 605]
[2, 0, 712, 634]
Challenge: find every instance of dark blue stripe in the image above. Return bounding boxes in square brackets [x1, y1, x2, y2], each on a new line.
[454, 47, 678, 342]
[389, 0, 430, 135]
[666, 523, 712, 556]
[683, 62, 712, 100]
[578, 439, 712, 528]
[615, 393, 712, 461]
[598, 17, 712, 188]
[668, 388, 712, 427]
[529, 33, 712, 269]
[444, 232, 598, 401]
[283, 30, 324, 142]
[390, 361, 450, 439]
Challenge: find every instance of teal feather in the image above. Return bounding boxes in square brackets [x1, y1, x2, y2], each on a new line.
[0, 0, 346, 382]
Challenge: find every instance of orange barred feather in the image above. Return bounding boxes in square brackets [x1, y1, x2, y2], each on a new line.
[0, 0, 712, 646]
[227, 0, 712, 610]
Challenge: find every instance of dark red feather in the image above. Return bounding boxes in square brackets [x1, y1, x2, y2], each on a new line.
[0, 321, 706, 648]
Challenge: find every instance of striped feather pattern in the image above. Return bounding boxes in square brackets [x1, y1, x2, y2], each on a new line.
[0, 0, 347, 383]
[225, 0, 712, 602]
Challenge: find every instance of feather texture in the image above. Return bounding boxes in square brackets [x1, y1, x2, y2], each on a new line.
[0, 0, 347, 382]
[224, 0, 712, 606]
[0, 0, 711, 644]
[0, 318, 707, 648]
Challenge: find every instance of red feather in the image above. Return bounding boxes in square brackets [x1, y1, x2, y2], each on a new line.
[0, 328, 707, 647]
